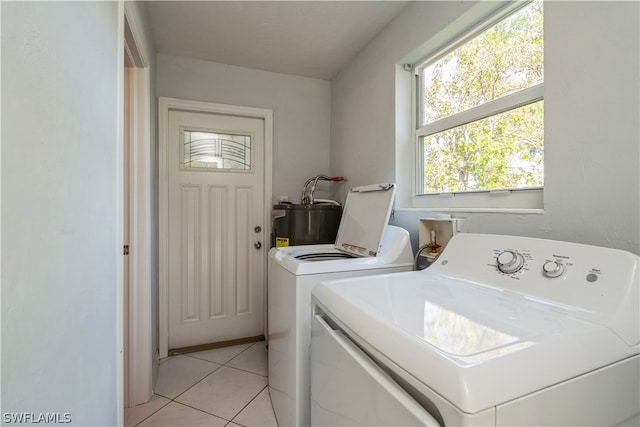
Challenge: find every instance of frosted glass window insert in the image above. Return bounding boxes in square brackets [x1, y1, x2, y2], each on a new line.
[183, 130, 252, 170]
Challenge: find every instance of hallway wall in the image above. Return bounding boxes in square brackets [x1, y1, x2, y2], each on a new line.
[1, 2, 122, 424]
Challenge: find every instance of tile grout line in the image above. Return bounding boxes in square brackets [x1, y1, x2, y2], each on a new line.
[225, 342, 268, 377]
[181, 343, 269, 425]
[162, 368, 265, 426]
[136, 355, 224, 425]
[134, 342, 270, 426]
[169, 360, 224, 402]
[136, 365, 225, 427]
[168, 400, 237, 425]
[183, 342, 267, 378]
[132, 398, 172, 427]
[228, 384, 271, 426]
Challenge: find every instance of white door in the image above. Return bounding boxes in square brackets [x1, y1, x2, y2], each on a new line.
[167, 109, 265, 349]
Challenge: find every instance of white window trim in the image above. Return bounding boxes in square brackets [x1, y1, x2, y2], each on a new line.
[410, 0, 544, 212]
[411, 187, 544, 212]
[416, 83, 543, 138]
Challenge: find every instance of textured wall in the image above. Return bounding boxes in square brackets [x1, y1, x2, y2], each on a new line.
[2, 2, 121, 424]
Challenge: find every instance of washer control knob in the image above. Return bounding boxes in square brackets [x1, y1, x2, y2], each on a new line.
[542, 261, 564, 278]
[497, 250, 525, 274]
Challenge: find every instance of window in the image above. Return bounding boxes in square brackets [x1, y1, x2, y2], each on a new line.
[182, 129, 252, 171]
[414, 0, 543, 209]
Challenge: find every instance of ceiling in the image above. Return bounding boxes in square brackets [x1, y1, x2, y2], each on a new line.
[146, 1, 411, 80]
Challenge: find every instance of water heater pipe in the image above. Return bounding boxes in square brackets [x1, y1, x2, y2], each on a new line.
[301, 175, 347, 204]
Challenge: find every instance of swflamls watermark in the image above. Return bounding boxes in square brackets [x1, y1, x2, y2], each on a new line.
[3, 412, 72, 424]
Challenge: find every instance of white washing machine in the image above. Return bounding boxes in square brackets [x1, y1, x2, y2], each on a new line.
[311, 233, 640, 426]
[268, 184, 414, 427]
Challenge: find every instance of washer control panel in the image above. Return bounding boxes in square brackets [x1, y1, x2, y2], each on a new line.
[492, 246, 577, 281]
[431, 233, 639, 330]
[493, 248, 570, 279]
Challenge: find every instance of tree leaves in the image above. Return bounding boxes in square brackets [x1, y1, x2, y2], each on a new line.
[421, 0, 544, 193]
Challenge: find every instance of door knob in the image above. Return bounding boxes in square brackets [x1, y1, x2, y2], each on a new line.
[254, 226, 262, 233]
[254, 241, 262, 249]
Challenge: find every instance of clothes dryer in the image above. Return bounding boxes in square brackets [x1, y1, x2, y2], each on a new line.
[311, 233, 639, 426]
[268, 184, 413, 427]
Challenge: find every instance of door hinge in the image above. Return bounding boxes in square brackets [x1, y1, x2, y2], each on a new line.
[124, 245, 130, 255]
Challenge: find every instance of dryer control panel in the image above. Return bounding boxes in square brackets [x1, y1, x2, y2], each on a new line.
[430, 233, 639, 346]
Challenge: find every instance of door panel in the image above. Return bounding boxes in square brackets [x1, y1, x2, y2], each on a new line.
[180, 185, 201, 322]
[168, 109, 265, 349]
[208, 185, 227, 318]
[235, 186, 252, 315]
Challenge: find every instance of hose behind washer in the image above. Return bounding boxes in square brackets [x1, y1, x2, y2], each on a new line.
[413, 244, 440, 270]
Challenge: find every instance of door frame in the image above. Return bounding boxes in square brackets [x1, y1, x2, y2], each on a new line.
[158, 97, 273, 358]
[123, 2, 154, 409]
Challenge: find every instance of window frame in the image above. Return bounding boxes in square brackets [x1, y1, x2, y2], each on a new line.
[411, 0, 544, 212]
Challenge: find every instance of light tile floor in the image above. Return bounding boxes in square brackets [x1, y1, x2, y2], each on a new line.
[124, 341, 278, 427]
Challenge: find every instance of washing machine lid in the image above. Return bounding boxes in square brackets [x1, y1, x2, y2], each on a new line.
[312, 271, 638, 414]
[334, 183, 395, 257]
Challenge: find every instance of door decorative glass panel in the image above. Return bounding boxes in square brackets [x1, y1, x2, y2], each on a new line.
[183, 129, 252, 171]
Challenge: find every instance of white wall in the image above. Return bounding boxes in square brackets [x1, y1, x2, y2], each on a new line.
[1, 2, 121, 425]
[331, 1, 640, 254]
[331, 1, 479, 189]
[156, 54, 333, 204]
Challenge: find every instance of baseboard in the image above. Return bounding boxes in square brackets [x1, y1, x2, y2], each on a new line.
[168, 335, 266, 356]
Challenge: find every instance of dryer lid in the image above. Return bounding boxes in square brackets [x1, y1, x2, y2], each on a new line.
[312, 272, 638, 414]
[334, 183, 395, 257]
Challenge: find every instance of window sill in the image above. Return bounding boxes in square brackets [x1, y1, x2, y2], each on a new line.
[409, 187, 543, 212]
[396, 207, 544, 215]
